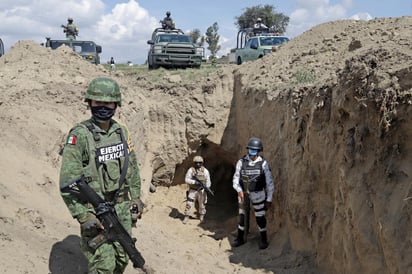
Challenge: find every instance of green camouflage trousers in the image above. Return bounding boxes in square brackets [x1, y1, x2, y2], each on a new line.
[80, 201, 132, 274]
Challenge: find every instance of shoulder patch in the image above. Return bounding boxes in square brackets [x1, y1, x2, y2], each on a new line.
[66, 135, 77, 145]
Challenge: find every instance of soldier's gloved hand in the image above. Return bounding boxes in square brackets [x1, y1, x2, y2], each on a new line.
[78, 213, 103, 233]
[130, 198, 145, 223]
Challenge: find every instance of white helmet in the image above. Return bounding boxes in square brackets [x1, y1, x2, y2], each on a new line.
[193, 156, 204, 163]
[257, 17, 262, 22]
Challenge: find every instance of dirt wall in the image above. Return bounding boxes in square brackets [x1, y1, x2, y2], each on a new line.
[221, 17, 412, 273]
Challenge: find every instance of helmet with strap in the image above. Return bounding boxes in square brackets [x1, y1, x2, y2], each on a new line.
[85, 77, 121, 106]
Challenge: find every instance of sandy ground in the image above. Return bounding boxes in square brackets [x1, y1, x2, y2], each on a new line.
[0, 16, 411, 274]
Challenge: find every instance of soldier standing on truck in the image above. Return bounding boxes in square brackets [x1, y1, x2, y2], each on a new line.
[254, 18, 268, 29]
[253, 17, 269, 35]
[62, 17, 79, 40]
[162, 11, 175, 30]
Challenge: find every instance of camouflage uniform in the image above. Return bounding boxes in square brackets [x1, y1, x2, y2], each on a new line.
[183, 156, 211, 224]
[60, 77, 142, 274]
[162, 11, 175, 29]
[64, 17, 79, 40]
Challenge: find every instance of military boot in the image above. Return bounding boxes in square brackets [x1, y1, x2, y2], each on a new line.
[182, 215, 189, 224]
[232, 229, 245, 247]
[259, 231, 269, 249]
[199, 215, 205, 223]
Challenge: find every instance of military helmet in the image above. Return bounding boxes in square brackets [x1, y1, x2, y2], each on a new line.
[166, 11, 171, 16]
[85, 77, 121, 106]
[68, 17, 73, 21]
[246, 137, 263, 151]
[257, 17, 262, 22]
[193, 156, 204, 163]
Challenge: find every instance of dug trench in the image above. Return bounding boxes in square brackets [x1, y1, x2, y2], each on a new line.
[142, 29, 412, 272]
[0, 16, 412, 274]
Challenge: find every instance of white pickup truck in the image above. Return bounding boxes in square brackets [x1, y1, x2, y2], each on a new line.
[234, 28, 289, 65]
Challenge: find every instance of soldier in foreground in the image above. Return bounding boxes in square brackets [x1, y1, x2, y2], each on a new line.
[183, 156, 212, 224]
[59, 77, 145, 273]
[62, 17, 79, 40]
[232, 137, 274, 249]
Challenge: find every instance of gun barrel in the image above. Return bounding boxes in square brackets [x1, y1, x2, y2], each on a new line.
[193, 176, 214, 196]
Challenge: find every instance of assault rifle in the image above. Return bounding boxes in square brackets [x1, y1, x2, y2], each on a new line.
[61, 24, 78, 37]
[60, 176, 145, 269]
[192, 176, 214, 196]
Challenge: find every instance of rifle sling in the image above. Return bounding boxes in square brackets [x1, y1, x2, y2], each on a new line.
[113, 127, 129, 204]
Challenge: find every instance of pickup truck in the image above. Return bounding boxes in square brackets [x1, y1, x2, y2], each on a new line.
[147, 28, 204, 69]
[235, 28, 289, 65]
[44, 38, 102, 64]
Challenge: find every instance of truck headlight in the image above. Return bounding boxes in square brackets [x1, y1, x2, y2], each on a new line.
[153, 45, 162, 54]
[196, 47, 203, 56]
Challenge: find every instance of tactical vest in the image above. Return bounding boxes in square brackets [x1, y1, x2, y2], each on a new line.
[190, 166, 206, 190]
[240, 157, 266, 192]
[79, 120, 130, 201]
[66, 24, 78, 35]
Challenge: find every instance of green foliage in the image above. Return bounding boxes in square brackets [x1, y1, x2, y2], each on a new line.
[235, 4, 290, 34]
[293, 69, 316, 84]
[205, 22, 221, 57]
[188, 29, 202, 45]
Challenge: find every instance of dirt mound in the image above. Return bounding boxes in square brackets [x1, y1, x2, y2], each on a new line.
[0, 16, 411, 274]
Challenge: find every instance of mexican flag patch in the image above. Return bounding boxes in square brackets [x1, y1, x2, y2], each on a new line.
[67, 135, 77, 145]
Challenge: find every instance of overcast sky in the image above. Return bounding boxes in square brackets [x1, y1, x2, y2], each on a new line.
[0, 0, 411, 64]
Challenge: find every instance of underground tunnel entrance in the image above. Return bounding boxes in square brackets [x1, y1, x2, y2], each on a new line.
[172, 140, 239, 226]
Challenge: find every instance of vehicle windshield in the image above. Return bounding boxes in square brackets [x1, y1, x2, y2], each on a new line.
[48, 41, 96, 52]
[157, 34, 191, 43]
[78, 42, 96, 52]
[49, 41, 70, 49]
[260, 37, 289, 46]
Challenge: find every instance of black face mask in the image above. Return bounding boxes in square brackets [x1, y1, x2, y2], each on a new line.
[91, 105, 116, 121]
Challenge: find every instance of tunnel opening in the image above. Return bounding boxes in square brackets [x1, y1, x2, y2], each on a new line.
[172, 140, 239, 231]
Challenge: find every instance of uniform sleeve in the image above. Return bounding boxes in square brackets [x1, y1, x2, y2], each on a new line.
[232, 159, 243, 193]
[59, 126, 90, 219]
[185, 168, 196, 185]
[124, 126, 141, 200]
[263, 160, 275, 202]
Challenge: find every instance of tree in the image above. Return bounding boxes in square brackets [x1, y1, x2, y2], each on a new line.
[205, 22, 221, 57]
[188, 29, 202, 45]
[235, 4, 289, 34]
